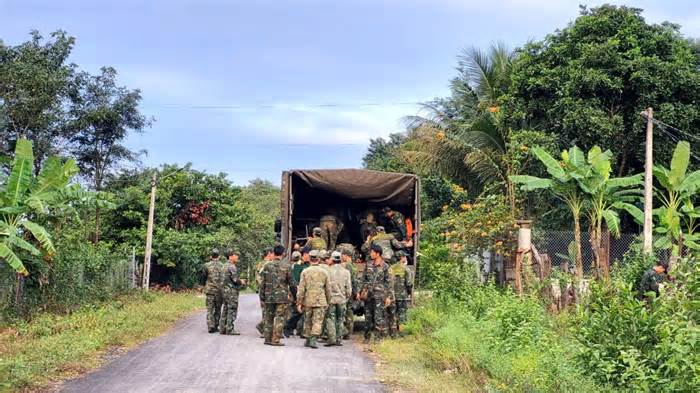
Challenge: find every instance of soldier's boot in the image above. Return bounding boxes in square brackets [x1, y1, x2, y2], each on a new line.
[256, 321, 264, 337]
[363, 332, 372, 344]
[336, 338, 343, 346]
[229, 325, 241, 335]
[304, 337, 311, 347]
[323, 340, 336, 347]
[270, 341, 285, 346]
[309, 336, 319, 349]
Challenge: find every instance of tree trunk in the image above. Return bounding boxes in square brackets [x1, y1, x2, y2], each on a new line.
[573, 216, 583, 279]
[14, 273, 25, 316]
[94, 205, 101, 245]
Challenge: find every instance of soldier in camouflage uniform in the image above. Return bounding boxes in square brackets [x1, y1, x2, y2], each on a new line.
[639, 260, 669, 298]
[260, 245, 292, 346]
[383, 206, 407, 241]
[361, 226, 410, 263]
[284, 250, 307, 338]
[387, 250, 413, 337]
[304, 227, 327, 250]
[220, 249, 247, 335]
[297, 249, 331, 349]
[340, 247, 359, 339]
[203, 249, 225, 333]
[361, 244, 394, 342]
[255, 248, 274, 336]
[324, 251, 352, 346]
[319, 214, 344, 251]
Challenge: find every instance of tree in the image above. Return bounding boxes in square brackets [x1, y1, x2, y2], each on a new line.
[67, 67, 150, 243]
[362, 133, 409, 172]
[0, 30, 76, 172]
[508, 5, 700, 176]
[653, 141, 700, 253]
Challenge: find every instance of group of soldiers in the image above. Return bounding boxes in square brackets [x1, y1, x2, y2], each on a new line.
[202, 206, 415, 349]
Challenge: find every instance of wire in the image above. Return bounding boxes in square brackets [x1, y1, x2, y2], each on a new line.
[655, 125, 700, 161]
[651, 118, 700, 142]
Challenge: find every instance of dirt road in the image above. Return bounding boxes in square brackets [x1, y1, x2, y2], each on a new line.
[60, 294, 384, 393]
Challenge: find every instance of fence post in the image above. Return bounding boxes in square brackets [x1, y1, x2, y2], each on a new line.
[515, 220, 533, 296]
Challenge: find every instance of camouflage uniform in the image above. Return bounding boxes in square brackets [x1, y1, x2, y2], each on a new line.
[341, 259, 359, 338]
[386, 210, 407, 241]
[297, 264, 331, 348]
[319, 215, 344, 251]
[639, 268, 667, 297]
[285, 260, 309, 336]
[203, 258, 225, 332]
[362, 232, 405, 263]
[219, 263, 244, 334]
[260, 257, 292, 344]
[387, 262, 413, 336]
[325, 263, 352, 345]
[362, 259, 394, 339]
[305, 236, 327, 251]
[255, 259, 272, 335]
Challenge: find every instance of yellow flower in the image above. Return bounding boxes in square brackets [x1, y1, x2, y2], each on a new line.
[488, 106, 500, 113]
[460, 203, 472, 210]
[436, 131, 446, 140]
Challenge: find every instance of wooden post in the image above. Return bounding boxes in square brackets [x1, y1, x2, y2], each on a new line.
[515, 220, 533, 296]
[141, 173, 157, 291]
[642, 107, 654, 254]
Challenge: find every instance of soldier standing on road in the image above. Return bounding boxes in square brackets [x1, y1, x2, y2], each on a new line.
[220, 249, 246, 335]
[340, 248, 359, 339]
[305, 227, 328, 250]
[325, 251, 352, 346]
[388, 250, 413, 337]
[260, 245, 292, 346]
[297, 250, 331, 349]
[383, 207, 407, 241]
[361, 244, 394, 342]
[284, 249, 308, 338]
[255, 248, 274, 336]
[203, 248, 225, 333]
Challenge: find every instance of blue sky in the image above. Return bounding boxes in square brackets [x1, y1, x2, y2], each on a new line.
[2, 0, 699, 185]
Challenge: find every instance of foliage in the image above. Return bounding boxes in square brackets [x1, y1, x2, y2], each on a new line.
[611, 241, 656, 291]
[652, 140, 700, 253]
[507, 5, 700, 176]
[576, 258, 700, 391]
[362, 133, 411, 172]
[0, 30, 76, 169]
[0, 290, 201, 391]
[0, 139, 80, 275]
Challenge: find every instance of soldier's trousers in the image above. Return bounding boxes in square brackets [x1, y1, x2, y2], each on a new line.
[325, 303, 347, 343]
[303, 306, 327, 337]
[285, 304, 304, 334]
[386, 303, 398, 337]
[320, 222, 339, 251]
[256, 299, 265, 334]
[263, 303, 287, 343]
[364, 298, 388, 338]
[205, 292, 223, 331]
[395, 300, 409, 324]
[219, 289, 239, 334]
[344, 300, 354, 337]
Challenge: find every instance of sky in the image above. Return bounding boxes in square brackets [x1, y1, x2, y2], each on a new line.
[2, 0, 699, 185]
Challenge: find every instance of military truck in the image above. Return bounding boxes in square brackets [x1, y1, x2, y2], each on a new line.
[275, 168, 421, 266]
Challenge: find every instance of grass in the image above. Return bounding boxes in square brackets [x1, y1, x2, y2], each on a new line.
[0, 290, 202, 392]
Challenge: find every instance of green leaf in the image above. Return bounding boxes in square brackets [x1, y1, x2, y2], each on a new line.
[32, 157, 79, 195]
[6, 234, 41, 256]
[602, 209, 620, 236]
[588, 147, 613, 179]
[532, 146, 567, 182]
[612, 202, 644, 224]
[6, 138, 34, 206]
[509, 175, 553, 190]
[653, 166, 671, 190]
[607, 174, 643, 190]
[21, 221, 55, 254]
[668, 141, 690, 188]
[0, 242, 28, 275]
[568, 146, 586, 168]
[678, 170, 700, 196]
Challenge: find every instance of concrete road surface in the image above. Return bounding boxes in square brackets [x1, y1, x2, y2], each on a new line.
[60, 294, 384, 393]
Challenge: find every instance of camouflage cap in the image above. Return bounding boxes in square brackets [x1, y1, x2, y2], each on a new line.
[291, 251, 302, 261]
[382, 206, 392, 213]
[309, 249, 320, 259]
[211, 248, 220, 257]
[376, 226, 385, 232]
[313, 227, 322, 235]
[331, 251, 342, 261]
[318, 250, 329, 259]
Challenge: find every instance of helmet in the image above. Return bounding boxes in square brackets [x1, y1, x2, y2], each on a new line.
[211, 248, 220, 258]
[313, 227, 322, 235]
[376, 226, 385, 233]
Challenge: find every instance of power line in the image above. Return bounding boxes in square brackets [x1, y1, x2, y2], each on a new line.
[655, 125, 700, 161]
[651, 118, 700, 142]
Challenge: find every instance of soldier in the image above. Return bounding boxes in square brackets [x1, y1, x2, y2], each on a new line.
[297, 249, 331, 349]
[284, 249, 308, 338]
[305, 227, 328, 250]
[319, 214, 344, 251]
[361, 226, 411, 263]
[388, 250, 413, 337]
[203, 248, 225, 333]
[260, 245, 293, 346]
[325, 251, 352, 346]
[383, 207, 407, 241]
[255, 248, 274, 336]
[220, 249, 247, 335]
[639, 260, 669, 298]
[361, 244, 394, 342]
[340, 247, 359, 339]
[359, 212, 378, 242]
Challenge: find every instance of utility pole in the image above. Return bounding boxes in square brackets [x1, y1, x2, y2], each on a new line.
[141, 173, 157, 291]
[642, 107, 654, 254]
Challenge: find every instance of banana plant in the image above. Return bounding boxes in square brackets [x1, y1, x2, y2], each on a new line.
[0, 138, 79, 275]
[653, 141, 700, 254]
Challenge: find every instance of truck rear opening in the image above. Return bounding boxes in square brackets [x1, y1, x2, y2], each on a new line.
[278, 169, 420, 265]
